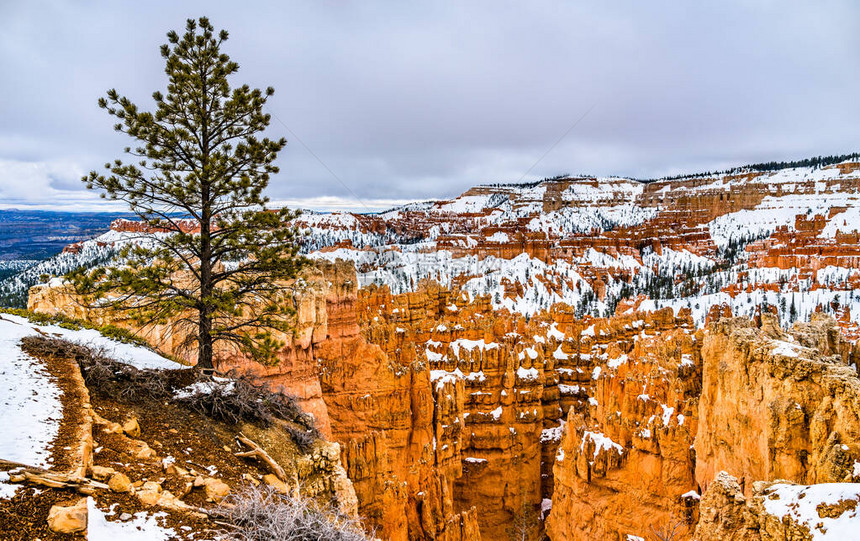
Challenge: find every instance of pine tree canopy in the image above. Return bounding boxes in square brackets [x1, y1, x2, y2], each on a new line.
[69, 17, 308, 370]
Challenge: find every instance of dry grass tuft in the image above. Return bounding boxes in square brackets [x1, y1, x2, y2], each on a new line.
[215, 484, 369, 541]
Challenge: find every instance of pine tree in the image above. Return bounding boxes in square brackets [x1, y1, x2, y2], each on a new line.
[70, 17, 307, 371]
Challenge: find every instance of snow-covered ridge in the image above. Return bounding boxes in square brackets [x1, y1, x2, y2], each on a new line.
[6, 157, 860, 332]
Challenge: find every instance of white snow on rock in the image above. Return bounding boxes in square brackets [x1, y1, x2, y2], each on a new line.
[581, 430, 624, 458]
[541, 497, 552, 519]
[761, 483, 860, 540]
[772, 340, 802, 358]
[541, 419, 566, 443]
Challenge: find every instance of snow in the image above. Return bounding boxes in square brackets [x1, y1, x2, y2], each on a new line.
[547, 323, 565, 341]
[449, 338, 499, 358]
[553, 345, 569, 360]
[558, 384, 581, 395]
[489, 406, 503, 421]
[661, 404, 675, 426]
[87, 498, 176, 541]
[541, 419, 566, 443]
[681, 490, 701, 500]
[709, 190, 860, 249]
[541, 498, 552, 519]
[173, 377, 235, 399]
[761, 483, 860, 540]
[516, 366, 540, 381]
[581, 430, 624, 458]
[430, 368, 465, 391]
[592, 366, 602, 379]
[821, 206, 860, 237]
[464, 457, 487, 464]
[772, 340, 802, 358]
[525, 204, 656, 236]
[0, 472, 19, 500]
[465, 371, 487, 383]
[0, 315, 63, 470]
[0, 314, 181, 370]
[437, 194, 500, 213]
[607, 354, 628, 370]
[518, 348, 538, 361]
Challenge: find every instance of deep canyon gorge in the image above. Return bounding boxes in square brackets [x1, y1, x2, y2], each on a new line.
[17, 157, 860, 539]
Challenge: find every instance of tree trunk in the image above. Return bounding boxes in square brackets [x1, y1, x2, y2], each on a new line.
[197, 312, 214, 370]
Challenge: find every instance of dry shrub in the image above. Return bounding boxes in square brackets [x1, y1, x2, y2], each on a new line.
[175, 373, 319, 452]
[215, 484, 368, 541]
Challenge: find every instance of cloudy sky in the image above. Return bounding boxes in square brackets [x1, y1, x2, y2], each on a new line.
[1, 1, 858, 212]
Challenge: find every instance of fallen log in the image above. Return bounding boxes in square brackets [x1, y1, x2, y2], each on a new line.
[0, 458, 109, 494]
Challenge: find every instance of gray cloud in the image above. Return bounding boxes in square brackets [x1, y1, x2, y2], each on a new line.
[1, 1, 858, 211]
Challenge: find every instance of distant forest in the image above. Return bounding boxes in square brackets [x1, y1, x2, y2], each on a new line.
[482, 151, 860, 188]
[657, 151, 860, 182]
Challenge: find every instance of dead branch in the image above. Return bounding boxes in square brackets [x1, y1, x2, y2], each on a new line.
[234, 433, 287, 481]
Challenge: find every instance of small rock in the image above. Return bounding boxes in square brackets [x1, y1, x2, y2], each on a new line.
[119, 513, 133, 521]
[47, 498, 87, 534]
[122, 417, 141, 438]
[262, 473, 288, 494]
[177, 480, 194, 498]
[203, 477, 230, 502]
[130, 440, 156, 460]
[91, 465, 116, 481]
[142, 481, 162, 493]
[136, 488, 160, 507]
[193, 475, 205, 488]
[108, 472, 132, 493]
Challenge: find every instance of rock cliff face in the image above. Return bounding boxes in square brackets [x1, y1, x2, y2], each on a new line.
[546, 308, 702, 540]
[695, 313, 860, 495]
[691, 313, 860, 540]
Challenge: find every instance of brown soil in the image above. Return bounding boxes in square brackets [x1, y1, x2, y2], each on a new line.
[38, 347, 90, 473]
[0, 486, 87, 541]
